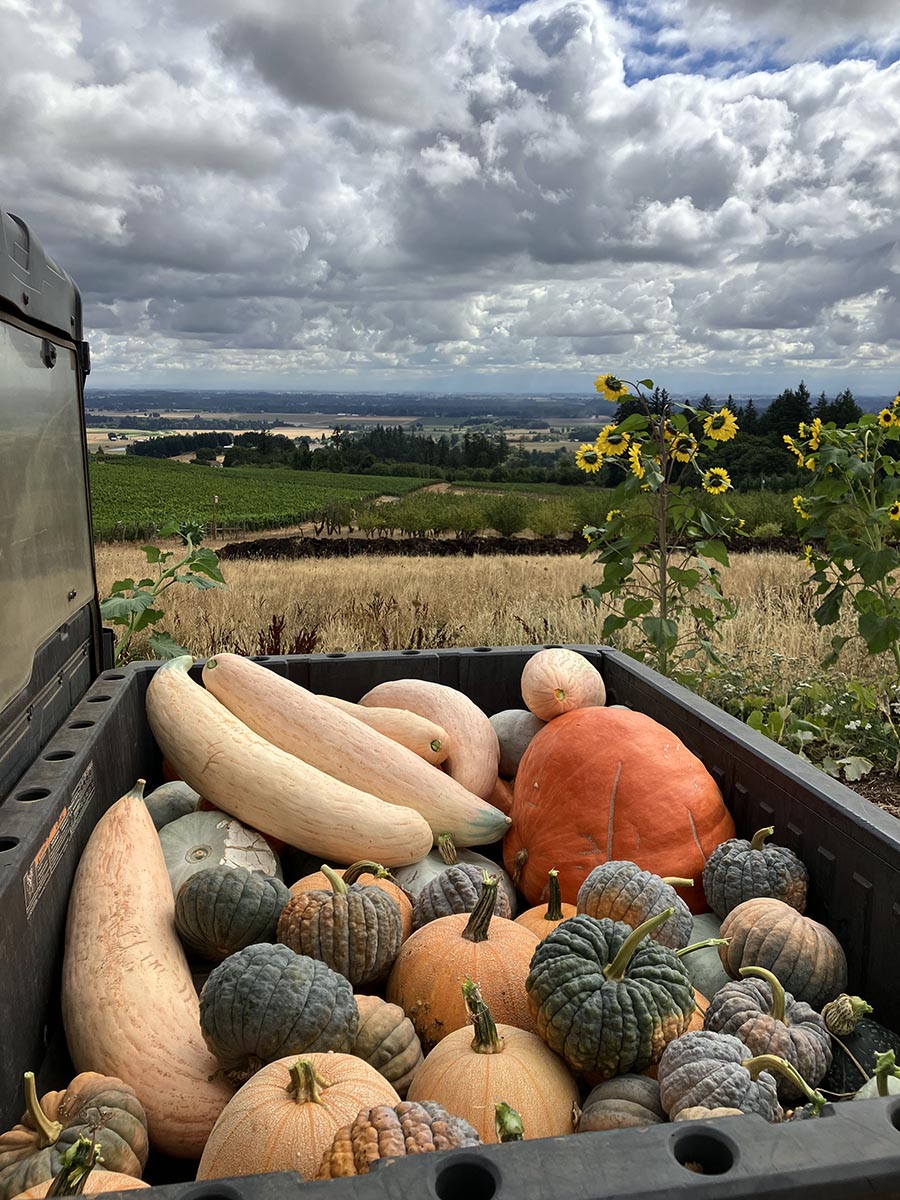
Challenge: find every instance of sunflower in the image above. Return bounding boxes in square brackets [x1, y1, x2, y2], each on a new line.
[890, 502, 900, 522]
[783, 434, 805, 466]
[805, 457, 816, 470]
[878, 408, 894, 429]
[803, 544, 815, 567]
[596, 426, 631, 457]
[702, 467, 731, 494]
[809, 417, 822, 450]
[575, 442, 603, 473]
[628, 442, 645, 479]
[798, 422, 809, 439]
[893, 393, 900, 411]
[605, 508, 622, 522]
[594, 374, 629, 402]
[703, 408, 739, 442]
[792, 495, 810, 519]
[670, 433, 697, 463]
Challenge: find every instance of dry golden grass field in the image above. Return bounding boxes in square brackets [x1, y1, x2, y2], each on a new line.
[93, 545, 888, 682]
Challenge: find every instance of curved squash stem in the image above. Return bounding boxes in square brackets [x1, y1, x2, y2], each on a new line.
[740, 966, 787, 1024]
[750, 826, 775, 852]
[604, 908, 675, 982]
[463, 980, 504, 1054]
[544, 870, 563, 922]
[342, 860, 389, 885]
[437, 834, 458, 866]
[321, 864, 349, 895]
[494, 1103, 524, 1142]
[462, 874, 498, 944]
[873, 1050, 900, 1098]
[676, 938, 730, 957]
[661, 877, 694, 889]
[742, 1054, 826, 1115]
[48, 1136, 102, 1197]
[23, 1072, 63, 1147]
[287, 1059, 331, 1104]
[128, 780, 146, 803]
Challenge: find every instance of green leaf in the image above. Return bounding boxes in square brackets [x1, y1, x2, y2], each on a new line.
[746, 710, 765, 732]
[148, 630, 191, 659]
[814, 584, 845, 627]
[601, 614, 629, 639]
[616, 413, 650, 433]
[187, 547, 226, 583]
[156, 521, 181, 538]
[642, 616, 679, 650]
[858, 610, 900, 654]
[622, 597, 654, 619]
[839, 756, 874, 782]
[99, 591, 156, 620]
[668, 567, 701, 588]
[131, 607, 165, 634]
[177, 572, 223, 591]
[141, 546, 163, 563]
[108, 578, 135, 595]
[695, 539, 729, 567]
[821, 634, 849, 669]
[638, 378, 654, 388]
[857, 547, 900, 586]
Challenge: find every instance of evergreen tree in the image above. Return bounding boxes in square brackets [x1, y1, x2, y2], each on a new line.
[757, 382, 813, 437]
[742, 398, 759, 434]
[829, 388, 863, 424]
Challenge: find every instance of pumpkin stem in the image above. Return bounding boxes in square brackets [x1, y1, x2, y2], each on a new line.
[511, 849, 528, 886]
[320, 865, 349, 895]
[430, 739, 443, 754]
[128, 780, 146, 802]
[604, 908, 675, 982]
[46, 1136, 102, 1196]
[544, 870, 563, 921]
[463, 979, 504, 1054]
[873, 1050, 900, 1098]
[822, 994, 873, 1037]
[661, 878, 694, 889]
[676, 938, 730, 958]
[495, 1102, 524, 1143]
[462, 874, 499, 944]
[437, 834, 458, 866]
[750, 826, 775, 852]
[342, 860, 389, 885]
[22, 1072, 63, 1148]
[740, 966, 787, 1024]
[742, 1054, 826, 1115]
[287, 1059, 331, 1104]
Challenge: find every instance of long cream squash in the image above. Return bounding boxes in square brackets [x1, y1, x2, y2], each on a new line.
[61, 781, 232, 1159]
[201, 654, 511, 846]
[145, 657, 432, 865]
[318, 694, 450, 765]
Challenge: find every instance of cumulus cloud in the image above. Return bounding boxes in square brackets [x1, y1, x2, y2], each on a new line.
[1, 0, 899, 391]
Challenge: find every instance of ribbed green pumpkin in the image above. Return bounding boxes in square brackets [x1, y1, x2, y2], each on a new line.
[412, 864, 512, 929]
[277, 866, 402, 989]
[575, 862, 694, 951]
[174, 865, 291, 961]
[525, 909, 695, 1078]
[702, 827, 808, 918]
[199, 943, 358, 1085]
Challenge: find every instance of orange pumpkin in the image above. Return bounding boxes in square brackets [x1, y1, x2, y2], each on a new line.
[504, 708, 734, 912]
[12, 1174, 150, 1199]
[196, 1053, 399, 1182]
[514, 870, 576, 940]
[488, 777, 514, 816]
[641, 990, 708, 1081]
[290, 861, 413, 943]
[386, 876, 539, 1052]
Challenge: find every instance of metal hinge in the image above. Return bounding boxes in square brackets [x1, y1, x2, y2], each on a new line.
[79, 340, 91, 376]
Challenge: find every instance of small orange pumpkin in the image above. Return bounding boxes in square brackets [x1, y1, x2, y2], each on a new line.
[520, 648, 606, 721]
[514, 870, 576, 940]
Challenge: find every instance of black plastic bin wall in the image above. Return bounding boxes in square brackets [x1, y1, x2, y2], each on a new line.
[2, 644, 900, 1200]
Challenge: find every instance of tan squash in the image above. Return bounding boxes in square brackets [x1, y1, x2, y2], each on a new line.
[318, 696, 450, 765]
[406, 981, 578, 1142]
[359, 679, 499, 802]
[488, 777, 514, 816]
[145, 657, 433, 867]
[351, 996, 424, 1097]
[61, 781, 232, 1159]
[520, 649, 606, 721]
[11, 1173, 150, 1199]
[514, 870, 576, 940]
[196, 1054, 399, 1182]
[201, 655, 508, 846]
[386, 876, 539, 1052]
[290, 862, 414, 943]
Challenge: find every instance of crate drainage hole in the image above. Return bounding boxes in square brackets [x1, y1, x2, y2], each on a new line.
[672, 1131, 735, 1176]
[0, 838, 20, 853]
[890, 1103, 900, 1133]
[434, 1160, 497, 1200]
[44, 751, 75, 761]
[69, 721, 95, 729]
[87, 694, 112, 703]
[17, 789, 51, 803]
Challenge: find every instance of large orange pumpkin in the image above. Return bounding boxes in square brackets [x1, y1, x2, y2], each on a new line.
[503, 708, 734, 913]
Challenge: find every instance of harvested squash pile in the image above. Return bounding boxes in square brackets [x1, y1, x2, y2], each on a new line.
[16, 647, 896, 1194]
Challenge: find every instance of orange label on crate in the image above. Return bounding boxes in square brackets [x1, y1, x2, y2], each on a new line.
[23, 761, 95, 917]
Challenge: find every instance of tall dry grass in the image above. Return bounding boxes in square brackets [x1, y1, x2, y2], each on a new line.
[93, 545, 889, 681]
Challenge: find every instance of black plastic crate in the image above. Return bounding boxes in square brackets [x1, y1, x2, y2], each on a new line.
[2, 645, 900, 1199]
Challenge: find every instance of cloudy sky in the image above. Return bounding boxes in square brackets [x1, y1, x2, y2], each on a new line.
[3, 0, 900, 396]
